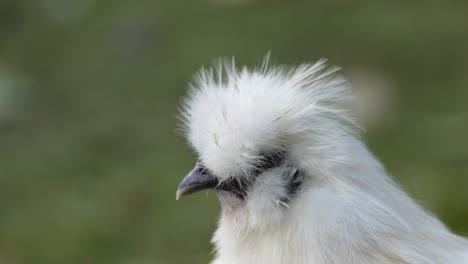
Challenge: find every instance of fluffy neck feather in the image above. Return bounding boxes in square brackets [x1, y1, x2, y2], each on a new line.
[212, 138, 468, 264]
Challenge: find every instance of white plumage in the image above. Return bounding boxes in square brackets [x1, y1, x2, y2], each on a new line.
[177, 56, 468, 264]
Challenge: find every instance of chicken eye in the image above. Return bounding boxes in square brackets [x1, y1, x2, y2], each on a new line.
[252, 151, 285, 176]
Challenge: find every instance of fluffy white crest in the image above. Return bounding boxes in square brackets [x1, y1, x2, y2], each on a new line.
[181, 57, 358, 182]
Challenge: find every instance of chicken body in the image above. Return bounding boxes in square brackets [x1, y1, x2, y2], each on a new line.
[177, 58, 468, 264]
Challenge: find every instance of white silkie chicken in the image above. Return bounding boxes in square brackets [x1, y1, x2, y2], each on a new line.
[176, 57, 468, 264]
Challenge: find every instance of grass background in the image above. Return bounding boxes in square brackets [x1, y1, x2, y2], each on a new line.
[0, 0, 467, 263]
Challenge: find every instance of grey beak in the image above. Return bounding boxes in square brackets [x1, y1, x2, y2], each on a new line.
[176, 162, 219, 200]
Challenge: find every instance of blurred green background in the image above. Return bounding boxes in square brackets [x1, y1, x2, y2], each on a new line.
[0, 0, 467, 263]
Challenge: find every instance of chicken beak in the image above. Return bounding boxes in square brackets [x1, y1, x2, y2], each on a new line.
[176, 163, 219, 200]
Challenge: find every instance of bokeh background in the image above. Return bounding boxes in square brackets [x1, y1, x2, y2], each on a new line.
[0, 0, 467, 263]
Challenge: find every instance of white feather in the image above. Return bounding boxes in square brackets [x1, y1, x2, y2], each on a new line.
[181, 56, 468, 264]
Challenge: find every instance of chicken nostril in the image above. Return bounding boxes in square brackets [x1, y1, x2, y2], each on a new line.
[198, 167, 207, 175]
[290, 169, 299, 182]
[196, 161, 215, 177]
